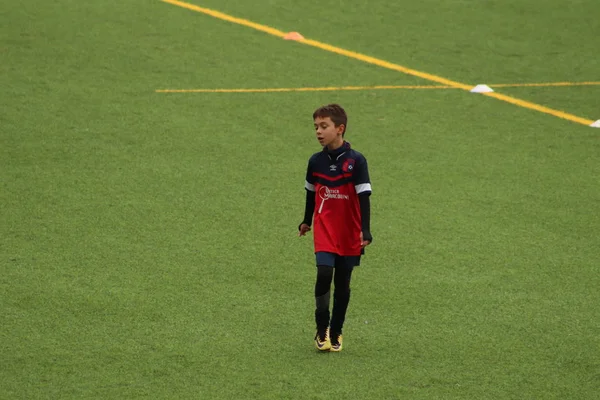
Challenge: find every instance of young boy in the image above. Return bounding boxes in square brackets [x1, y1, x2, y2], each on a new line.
[298, 104, 372, 352]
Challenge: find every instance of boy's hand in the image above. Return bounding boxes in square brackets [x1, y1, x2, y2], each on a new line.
[298, 223, 311, 237]
[360, 232, 372, 248]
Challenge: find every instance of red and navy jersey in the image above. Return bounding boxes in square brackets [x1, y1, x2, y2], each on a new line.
[305, 142, 371, 256]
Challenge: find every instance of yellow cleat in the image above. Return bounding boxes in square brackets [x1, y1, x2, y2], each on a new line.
[314, 328, 331, 351]
[330, 333, 343, 352]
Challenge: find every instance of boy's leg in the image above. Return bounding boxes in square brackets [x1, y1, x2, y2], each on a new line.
[329, 256, 355, 342]
[314, 252, 335, 350]
[315, 265, 333, 331]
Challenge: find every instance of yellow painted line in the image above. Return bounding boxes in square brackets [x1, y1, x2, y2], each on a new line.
[157, 81, 600, 93]
[482, 92, 594, 125]
[156, 85, 453, 93]
[160, 0, 596, 126]
[299, 39, 473, 90]
[161, 0, 286, 37]
[489, 81, 600, 88]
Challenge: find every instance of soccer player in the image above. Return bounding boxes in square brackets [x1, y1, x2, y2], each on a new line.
[298, 104, 372, 352]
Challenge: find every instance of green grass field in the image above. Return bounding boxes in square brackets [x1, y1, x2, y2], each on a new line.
[2, 0, 599, 398]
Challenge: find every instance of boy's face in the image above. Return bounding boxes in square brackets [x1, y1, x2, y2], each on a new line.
[314, 116, 344, 148]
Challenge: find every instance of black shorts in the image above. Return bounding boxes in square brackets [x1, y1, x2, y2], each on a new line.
[315, 252, 361, 268]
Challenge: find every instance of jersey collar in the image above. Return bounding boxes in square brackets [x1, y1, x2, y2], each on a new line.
[324, 141, 351, 160]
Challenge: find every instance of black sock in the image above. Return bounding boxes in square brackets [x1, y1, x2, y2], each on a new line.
[330, 289, 351, 335]
[329, 265, 353, 335]
[314, 266, 333, 331]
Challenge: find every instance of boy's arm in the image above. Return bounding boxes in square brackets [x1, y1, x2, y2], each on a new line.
[299, 190, 316, 232]
[299, 158, 316, 236]
[354, 155, 372, 244]
[359, 193, 372, 243]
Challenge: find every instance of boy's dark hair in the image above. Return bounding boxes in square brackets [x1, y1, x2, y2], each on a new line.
[313, 104, 348, 136]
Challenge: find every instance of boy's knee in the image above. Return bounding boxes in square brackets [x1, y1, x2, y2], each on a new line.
[315, 266, 333, 296]
[316, 265, 334, 278]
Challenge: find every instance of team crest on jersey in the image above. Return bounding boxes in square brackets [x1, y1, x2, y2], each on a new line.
[342, 159, 355, 173]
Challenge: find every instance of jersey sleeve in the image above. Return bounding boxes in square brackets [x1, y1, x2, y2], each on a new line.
[305, 156, 316, 192]
[354, 155, 372, 195]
